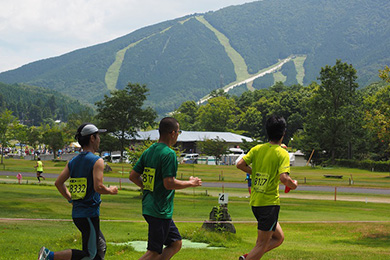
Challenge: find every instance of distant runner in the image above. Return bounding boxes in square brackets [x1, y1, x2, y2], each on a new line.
[245, 173, 252, 195]
[35, 158, 45, 183]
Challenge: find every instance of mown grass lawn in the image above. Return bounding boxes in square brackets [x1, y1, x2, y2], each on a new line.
[2, 158, 390, 188]
[0, 183, 389, 259]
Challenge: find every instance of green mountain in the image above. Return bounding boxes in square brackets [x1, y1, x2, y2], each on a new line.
[0, 82, 93, 125]
[1, 0, 389, 115]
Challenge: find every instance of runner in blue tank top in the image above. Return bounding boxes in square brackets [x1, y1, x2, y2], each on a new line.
[38, 123, 118, 260]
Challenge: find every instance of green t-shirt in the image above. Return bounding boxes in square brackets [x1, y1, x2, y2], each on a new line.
[243, 143, 290, 207]
[133, 143, 178, 219]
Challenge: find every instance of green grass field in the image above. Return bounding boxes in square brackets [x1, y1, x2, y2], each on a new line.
[2, 158, 389, 188]
[1, 159, 390, 259]
[1, 182, 390, 259]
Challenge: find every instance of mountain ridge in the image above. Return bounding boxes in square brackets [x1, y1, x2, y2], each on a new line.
[1, 0, 389, 115]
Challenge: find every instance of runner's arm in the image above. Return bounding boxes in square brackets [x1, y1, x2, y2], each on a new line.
[129, 170, 144, 189]
[55, 163, 72, 202]
[236, 158, 252, 175]
[93, 158, 118, 195]
[280, 173, 298, 190]
[163, 176, 202, 190]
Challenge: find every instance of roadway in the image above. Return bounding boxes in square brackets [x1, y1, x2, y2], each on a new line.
[1, 171, 390, 195]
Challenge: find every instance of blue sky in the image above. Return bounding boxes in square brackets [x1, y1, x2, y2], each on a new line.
[0, 0, 254, 73]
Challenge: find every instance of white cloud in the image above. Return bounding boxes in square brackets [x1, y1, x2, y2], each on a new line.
[0, 0, 253, 72]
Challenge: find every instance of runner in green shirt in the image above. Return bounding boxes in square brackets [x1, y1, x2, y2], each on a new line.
[236, 115, 298, 260]
[130, 117, 202, 260]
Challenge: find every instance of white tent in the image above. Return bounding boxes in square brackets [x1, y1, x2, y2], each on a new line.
[69, 142, 81, 148]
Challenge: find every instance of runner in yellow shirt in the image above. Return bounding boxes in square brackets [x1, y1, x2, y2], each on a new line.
[236, 115, 298, 260]
[35, 158, 45, 183]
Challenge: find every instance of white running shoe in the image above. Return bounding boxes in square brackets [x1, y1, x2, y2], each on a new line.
[38, 246, 50, 260]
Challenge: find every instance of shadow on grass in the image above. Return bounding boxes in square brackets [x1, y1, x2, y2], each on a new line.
[333, 232, 390, 248]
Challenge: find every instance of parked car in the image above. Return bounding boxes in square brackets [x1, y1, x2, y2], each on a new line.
[182, 153, 199, 164]
[228, 147, 244, 154]
[102, 153, 128, 163]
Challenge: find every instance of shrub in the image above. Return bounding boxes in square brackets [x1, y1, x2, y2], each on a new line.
[335, 159, 390, 172]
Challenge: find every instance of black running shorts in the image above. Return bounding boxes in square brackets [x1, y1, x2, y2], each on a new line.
[251, 205, 280, 231]
[143, 214, 182, 254]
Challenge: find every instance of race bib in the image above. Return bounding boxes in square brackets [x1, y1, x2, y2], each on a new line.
[69, 178, 87, 200]
[142, 167, 156, 192]
[253, 172, 269, 193]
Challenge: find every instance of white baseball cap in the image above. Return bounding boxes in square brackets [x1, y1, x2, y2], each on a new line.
[78, 123, 107, 137]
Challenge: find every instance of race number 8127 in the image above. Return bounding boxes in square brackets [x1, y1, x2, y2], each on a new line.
[253, 172, 269, 193]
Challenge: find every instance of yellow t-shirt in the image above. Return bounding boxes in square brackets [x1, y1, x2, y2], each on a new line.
[243, 143, 290, 206]
[37, 161, 43, 172]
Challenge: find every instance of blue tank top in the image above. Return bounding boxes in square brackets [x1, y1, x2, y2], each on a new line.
[68, 151, 101, 218]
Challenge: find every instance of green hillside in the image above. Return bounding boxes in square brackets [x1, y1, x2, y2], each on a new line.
[115, 16, 236, 111]
[0, 82, 93, 125]
[0, 0, 389, 115]
[204, 0, 390, 85]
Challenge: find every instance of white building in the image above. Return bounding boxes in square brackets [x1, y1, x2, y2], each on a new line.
[132, 130, 253, 154]
[289, 150, 307, 166]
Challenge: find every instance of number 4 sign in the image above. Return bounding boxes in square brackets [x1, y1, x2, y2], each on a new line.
[218, 193, 228, 205]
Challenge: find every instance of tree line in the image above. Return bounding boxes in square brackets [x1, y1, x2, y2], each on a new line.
[0, 82, 94, 126]
[173, 61, 390, 164]
[1, 61, 389, 165]
[0, 83, 156, 162]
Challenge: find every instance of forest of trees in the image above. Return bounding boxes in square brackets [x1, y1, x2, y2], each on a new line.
[0, 82, 93, 126]
[0, 83, 155, 161]
[173, 61, 390, 164]
[1, 61, 389, 167]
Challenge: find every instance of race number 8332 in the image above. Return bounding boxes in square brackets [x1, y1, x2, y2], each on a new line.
[142, 167, 156, 192]
[69, 178, 87, 200]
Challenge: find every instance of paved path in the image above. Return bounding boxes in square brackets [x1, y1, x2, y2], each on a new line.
[1, 171, 389, 195]
[201, 181, 390, 195]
